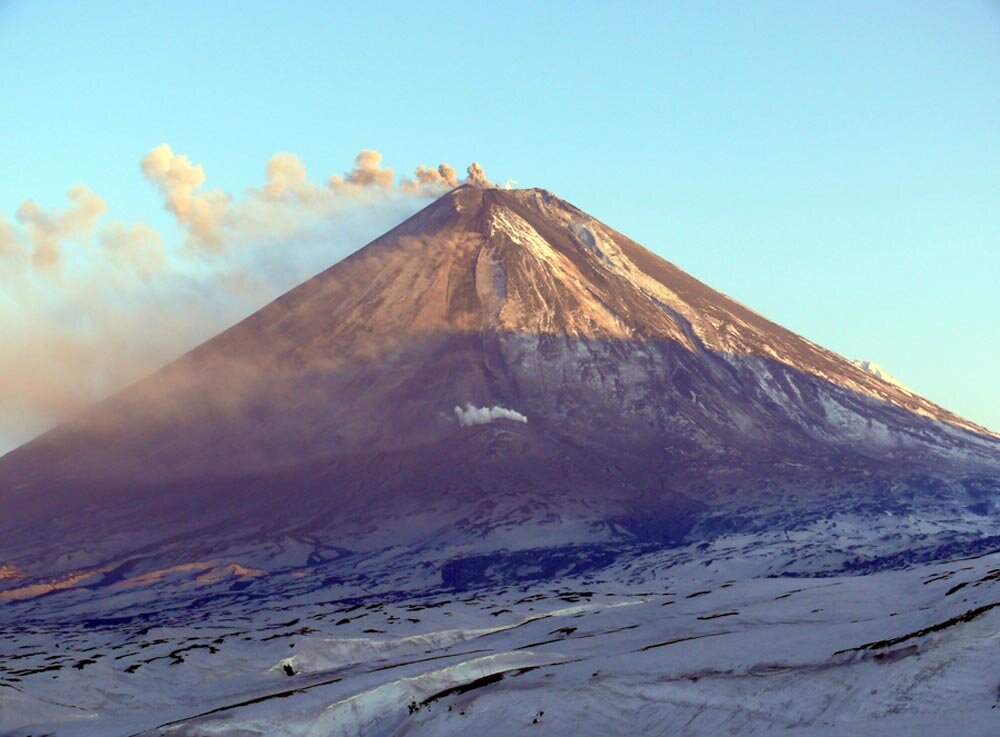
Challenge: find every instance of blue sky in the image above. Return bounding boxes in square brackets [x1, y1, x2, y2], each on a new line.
[1, 1, 998, 435]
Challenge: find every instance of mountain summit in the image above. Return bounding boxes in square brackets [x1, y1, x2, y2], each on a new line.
[1, 185, 998, 578]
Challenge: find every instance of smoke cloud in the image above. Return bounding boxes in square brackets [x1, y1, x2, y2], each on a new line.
[328, 149, 395, 192]
[15, 184, 107, 269]
[140, 147, 472, 255]
[0, 217, 23, 259]
[454, 403, 528, 426]
[466, 162, 492, 188]
[140, 144, 230, 251]
[99, 221, 167, 281]
[401, 163, 460, 195]
[0, 147, 492, 454]
[260, 152, 326, 203]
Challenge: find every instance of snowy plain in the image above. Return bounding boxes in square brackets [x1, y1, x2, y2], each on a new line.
[3, 529, 1000, 737]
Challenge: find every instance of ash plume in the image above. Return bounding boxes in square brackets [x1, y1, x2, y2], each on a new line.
[401, 163, 460, 195]
[141, 144, 230, 251]
[466, 162, 492, 188]
[15, 184, 107, 269]
[0, 147, 495, 453]
[328, 149, 395, 192]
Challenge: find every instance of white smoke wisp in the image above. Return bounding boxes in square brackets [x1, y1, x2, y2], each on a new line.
[453, 403, 528, 427]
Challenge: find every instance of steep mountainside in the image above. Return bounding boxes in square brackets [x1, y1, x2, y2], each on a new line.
[1, 184, 998, 580]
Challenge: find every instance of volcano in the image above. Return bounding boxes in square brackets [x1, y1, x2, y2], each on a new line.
[1, 184, 998, 579]
[5, 183, 1000, 737]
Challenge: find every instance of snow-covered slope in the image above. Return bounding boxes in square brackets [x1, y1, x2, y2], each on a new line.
[3, 537, 1000, 736]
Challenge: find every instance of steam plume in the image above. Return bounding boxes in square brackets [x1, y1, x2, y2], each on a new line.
[454, 403, 528, 426]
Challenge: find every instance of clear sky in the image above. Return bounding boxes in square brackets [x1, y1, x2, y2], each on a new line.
[1, 0, 998, 444]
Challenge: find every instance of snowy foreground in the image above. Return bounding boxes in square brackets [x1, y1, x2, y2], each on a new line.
[3, 538, 1000, 737]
